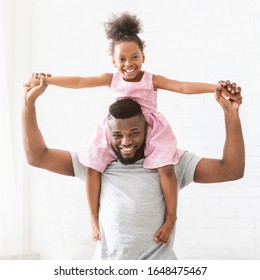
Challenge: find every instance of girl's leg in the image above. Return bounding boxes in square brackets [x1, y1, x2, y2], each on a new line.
[86, 167, 101, 241]
[154, 165, 177, 243]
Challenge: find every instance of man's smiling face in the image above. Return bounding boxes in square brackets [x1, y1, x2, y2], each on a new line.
[108, 114, 147, 164]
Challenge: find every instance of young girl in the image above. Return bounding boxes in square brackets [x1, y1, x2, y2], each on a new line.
[28, 12, 241, 244]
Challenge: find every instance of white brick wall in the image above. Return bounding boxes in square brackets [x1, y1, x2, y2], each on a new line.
[29, 0, 260, 259]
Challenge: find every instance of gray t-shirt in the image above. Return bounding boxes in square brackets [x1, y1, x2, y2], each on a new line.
[71, 151, 201, 260]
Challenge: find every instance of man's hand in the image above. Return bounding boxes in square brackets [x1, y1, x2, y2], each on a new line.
[24, 74, 50, 102]
[24, 72, 51, 89]
[218, 80, 242, 105]
[216, 83, 242, 112]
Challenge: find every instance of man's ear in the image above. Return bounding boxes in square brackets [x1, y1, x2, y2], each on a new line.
[144, 120, 148, 136]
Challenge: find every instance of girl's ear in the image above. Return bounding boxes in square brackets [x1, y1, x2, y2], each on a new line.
[112, 58, 117, 68]
[142, 53, 145, 63]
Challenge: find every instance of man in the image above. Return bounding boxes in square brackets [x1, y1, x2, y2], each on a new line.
[23, 77, 244, 259]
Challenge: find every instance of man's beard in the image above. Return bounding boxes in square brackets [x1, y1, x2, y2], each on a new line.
[111, 142, 145, 165]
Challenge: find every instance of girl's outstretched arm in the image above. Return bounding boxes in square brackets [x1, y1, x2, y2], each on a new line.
[153, 74, 216, 94]
[27, 72, 113, 89]
[153, 75, 242, 103]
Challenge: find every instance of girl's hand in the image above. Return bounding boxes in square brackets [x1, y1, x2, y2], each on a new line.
[218, 80, 242, 105]
[24, 72, 51, 88]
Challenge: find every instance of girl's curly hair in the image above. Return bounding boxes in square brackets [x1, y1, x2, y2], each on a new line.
[104, 12, 145, 56]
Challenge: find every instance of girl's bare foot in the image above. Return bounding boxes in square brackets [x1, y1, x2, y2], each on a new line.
[91, 220, 101, 241]
[153, 219, 174, 244]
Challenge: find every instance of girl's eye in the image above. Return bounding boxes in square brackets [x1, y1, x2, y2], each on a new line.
[132, 56, 139, 60]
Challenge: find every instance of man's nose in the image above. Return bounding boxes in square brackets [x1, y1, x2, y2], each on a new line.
[121, 136, 132, 145]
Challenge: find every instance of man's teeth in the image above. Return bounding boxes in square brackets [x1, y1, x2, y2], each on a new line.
[122, 147, 133, 151]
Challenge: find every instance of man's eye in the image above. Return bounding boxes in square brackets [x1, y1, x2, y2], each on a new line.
[113, 134, 122, 139]
[131, 132, 139, 137]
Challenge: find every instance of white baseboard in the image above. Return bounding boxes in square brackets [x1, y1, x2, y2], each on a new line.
[0, 252, 40, 260]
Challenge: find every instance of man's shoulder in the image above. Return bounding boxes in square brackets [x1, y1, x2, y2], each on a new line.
[71, 151, 202, 189]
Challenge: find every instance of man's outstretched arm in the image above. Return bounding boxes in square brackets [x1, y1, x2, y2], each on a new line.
[194, 86, 245, 183]
[22, 77, 74, 176]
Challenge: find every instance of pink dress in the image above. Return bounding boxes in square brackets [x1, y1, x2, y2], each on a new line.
[77, 71, 184, 172]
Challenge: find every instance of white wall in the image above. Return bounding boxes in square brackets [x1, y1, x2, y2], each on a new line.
[1, 0, 34, 258]
[24, 0, 260, 259]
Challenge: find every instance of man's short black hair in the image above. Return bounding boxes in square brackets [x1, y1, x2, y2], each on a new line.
[108, 98, 143, 119]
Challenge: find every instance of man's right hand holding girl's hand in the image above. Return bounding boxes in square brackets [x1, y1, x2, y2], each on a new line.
[24, 72, 51, 88]
[218, 80, 242, 105]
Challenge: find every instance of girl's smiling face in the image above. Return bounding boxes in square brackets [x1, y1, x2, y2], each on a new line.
[112, 41, 145, 82]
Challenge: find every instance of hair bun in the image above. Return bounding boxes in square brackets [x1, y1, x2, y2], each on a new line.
[104, 12, 143, 40]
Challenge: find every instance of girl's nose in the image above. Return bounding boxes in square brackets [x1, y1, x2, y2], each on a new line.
[125, 59, 132, 66]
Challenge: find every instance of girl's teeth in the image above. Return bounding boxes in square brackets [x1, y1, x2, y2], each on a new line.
[125, 69, 135, 73]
